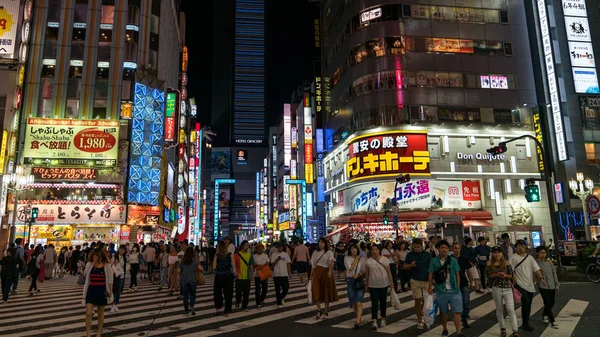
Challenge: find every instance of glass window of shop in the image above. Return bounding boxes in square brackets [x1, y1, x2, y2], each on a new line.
[74, 0, 88, 23]
[583, 105, 600, 129]
[38, 65, 55, 118]
[98, 29, 112, 62]
[71, 27, 85, 60]
[43, 26, 59, 59]
[47, 0, 61, 22]
[93, 67, 109, 119]
[66, 66, 83, 118]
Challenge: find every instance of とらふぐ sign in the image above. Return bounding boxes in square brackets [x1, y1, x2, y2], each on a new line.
[346, 130, 430, 182]
[23, 118, 119, 167]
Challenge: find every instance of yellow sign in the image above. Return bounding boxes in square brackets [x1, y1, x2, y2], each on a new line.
[0, 130, 7, 174]
[23, 118, 120, 167]
[532, 112, 544, 173]
[121, 102, 133, 119]
[182, 46, 189, 71]
[278, 221, 290, 231]
[179, 129, 185, 144]
[305, 163, 314, 184]
[346, 131, 431, 182]
[17, 64, 25, 86]
[15, 226, 72, 240]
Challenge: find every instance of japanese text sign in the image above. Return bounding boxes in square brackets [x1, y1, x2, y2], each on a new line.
[346, 131, 430, 182]
[23, 118, 119, 167]
[16, 203, 125, 224]
[340, 179, 481, 215]
[32, 167, 97, 181]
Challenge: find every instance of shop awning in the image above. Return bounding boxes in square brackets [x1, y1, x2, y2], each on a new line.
[325, 225, 348, 238]
[330, 211, 493, 225]
[463, 220, 495, 227]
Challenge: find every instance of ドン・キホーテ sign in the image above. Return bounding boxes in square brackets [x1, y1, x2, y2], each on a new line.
[23, 118, 119, 167]
[346, 130, 430, 182]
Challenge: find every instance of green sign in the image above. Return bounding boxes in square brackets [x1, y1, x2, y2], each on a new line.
[166, 92, 176, 117]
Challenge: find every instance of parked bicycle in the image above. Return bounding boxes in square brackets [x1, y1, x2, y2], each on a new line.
[586, 257, 600, 283]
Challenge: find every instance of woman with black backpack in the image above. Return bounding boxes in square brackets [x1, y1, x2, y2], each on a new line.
[27, 246, 43, 296]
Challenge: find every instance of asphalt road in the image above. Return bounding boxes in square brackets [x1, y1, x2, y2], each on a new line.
[0, 274, 596, 337]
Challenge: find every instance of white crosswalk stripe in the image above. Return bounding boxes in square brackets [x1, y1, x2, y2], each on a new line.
[0, 274, 589, 337]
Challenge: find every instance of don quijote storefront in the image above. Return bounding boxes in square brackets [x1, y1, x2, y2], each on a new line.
[323, 127, 553, 247]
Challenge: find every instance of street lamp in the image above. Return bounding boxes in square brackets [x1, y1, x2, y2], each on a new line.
[568, 173, 594, 241]
[5, 165, 34, 243]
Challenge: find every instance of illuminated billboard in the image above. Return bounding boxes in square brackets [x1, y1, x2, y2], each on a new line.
[128, 83, 164, 205]
[346, 130, 430, 183]
[23, 119, 119, 167]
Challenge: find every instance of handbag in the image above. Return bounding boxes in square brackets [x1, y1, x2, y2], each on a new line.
[390, 289, 402, 310]
[511, 283, 521, 304]
[196, 267, 206, 285]
[77, 273, 86, 285]
[257, 264, 273, 281]
[351, 257, 365, 290]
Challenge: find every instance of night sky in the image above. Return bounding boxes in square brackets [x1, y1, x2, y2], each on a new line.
[182, 0, 316, 131]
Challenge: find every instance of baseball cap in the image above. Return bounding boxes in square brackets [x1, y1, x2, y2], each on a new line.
[491, 246, 502, 253]
[515, 239, 527, 247]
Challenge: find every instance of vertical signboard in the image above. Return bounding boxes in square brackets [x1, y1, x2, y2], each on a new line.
[284, 104, 291, 167]
[537, 0, 568, 161]
[532, 112, 545, 173]
[289, 184, 297, 229]
[0, 1, 20, 59]
[165, 92, 177, 142]
[562, 1, 599, 93]
[283, 174, 290, 209]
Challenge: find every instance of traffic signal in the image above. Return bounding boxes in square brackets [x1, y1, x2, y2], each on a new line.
[524, 179, 540, 202]
[487, 142, 507, 155]
[396, 174, 411, 184]
[383, 212, 389, 225]
[31, 207, 38, 219]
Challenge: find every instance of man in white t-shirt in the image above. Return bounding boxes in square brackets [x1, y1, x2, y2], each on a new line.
[225, 236, 236, 254]
[510, 239, 546, 332]
[270, 242, 291, 308]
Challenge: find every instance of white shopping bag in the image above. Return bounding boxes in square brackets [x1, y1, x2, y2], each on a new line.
[390, 289, 401, 310]
[307, 281, 313, 304]
[423, 292, 438, 328]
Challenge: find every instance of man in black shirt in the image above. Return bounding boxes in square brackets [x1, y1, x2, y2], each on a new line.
[404, 238, 432, 330]
[452, 242, 473, 328]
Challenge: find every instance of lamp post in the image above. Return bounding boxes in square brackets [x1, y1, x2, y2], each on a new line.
[568, 172, 594, 241]
[5, 165, 34, 244]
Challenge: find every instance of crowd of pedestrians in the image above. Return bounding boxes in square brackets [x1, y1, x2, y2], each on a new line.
[0, 234, 561, 337]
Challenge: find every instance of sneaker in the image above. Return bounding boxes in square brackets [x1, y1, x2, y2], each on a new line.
[111, 304, 116, 312]
[442, 330, 449, 336]
[184, 310, 189, 315]
[114, 305, 119, 312]
[257, 304, 262, 308]
[190, 308, 196, 316]
[281, 299, 285, 305]
[371, 322, 378, 331]
[277, 305, 283, 309]
[542, 316, 549, 323]
[380, 319, 387, 327]
[10, 291, 16, 295]
[476, 289, 485, 294]
[550, 322, 559, 329]
[462, 320, 471, 329]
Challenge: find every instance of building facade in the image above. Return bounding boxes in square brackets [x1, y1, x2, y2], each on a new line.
[320, 0, 552, 246]
[526, 0, 600, 239]
[0, 0, 184, 248]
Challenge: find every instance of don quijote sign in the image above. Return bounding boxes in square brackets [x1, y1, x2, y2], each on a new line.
[457, 152, 505, 161]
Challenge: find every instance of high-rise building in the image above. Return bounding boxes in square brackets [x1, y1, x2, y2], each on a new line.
[0, 0, 183, 248]
[525, 0, 600, 240]
[211, 0, 266, 146]
[320, 1, 554, 246]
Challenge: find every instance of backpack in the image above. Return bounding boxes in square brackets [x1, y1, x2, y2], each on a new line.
[433, 257, 451, 285]
[58, 253, 65, 264]
[27, 255, 38, 275]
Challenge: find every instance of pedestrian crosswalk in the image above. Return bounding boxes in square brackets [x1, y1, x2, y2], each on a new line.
[0, 274, 589, 337]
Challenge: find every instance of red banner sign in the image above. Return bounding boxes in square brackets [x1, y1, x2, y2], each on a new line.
[346, 131, 430, 182]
